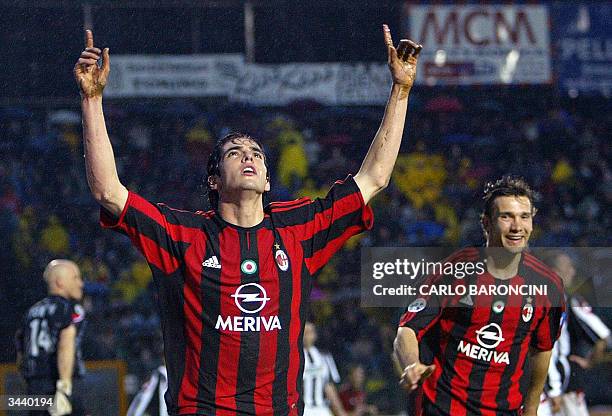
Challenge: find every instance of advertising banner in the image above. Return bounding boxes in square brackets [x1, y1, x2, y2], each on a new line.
[230, 63, 389, 105]
[552, 3, 612, 96]
[105, 56, 391, 105]
[230, 63, 338, 105]
[405, 5, 552, 85]
[105, 54, 244, 98]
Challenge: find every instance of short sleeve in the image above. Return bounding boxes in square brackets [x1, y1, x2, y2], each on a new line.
[323, 353, 341, 384]
[54, 300, 74, 331]
[398, 248, 478, 340]
[570, 297, 611, 342]
[532, 293, 566, 351]
[278, 175, 373, 275]
[100, 191, 200, 275]
[71, 303, 85, 325]
[398, 279, 443, 341]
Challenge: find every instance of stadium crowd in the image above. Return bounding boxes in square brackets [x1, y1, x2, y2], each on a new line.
[1, 88, 610, 412]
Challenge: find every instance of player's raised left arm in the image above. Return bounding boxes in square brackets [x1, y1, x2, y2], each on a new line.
[523, 348, 553, 416]
[354, 24, 421, 204]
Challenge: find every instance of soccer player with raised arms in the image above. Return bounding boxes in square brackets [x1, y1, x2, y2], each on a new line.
[74, 27, 421, 415]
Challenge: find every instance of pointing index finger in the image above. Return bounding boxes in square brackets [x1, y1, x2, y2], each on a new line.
[85, 30, 94, 49]
[383, 24, 393, 48]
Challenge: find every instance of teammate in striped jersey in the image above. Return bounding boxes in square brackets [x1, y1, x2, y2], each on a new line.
[74, 26, 421, 415]
[302, 322, 347, 416]
[538, 251, 610, 416]
[394, 177, 566, 416]
[128, 366, 170, 416]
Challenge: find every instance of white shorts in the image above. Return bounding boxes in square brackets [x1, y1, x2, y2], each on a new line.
[303, 406, 333, 416]
[538, 391, 589, 416]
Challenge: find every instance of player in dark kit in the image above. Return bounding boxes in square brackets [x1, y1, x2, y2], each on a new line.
[16, 260, 86, 416]
[394, 177, 566, 416]
[74, 27, 422, 415]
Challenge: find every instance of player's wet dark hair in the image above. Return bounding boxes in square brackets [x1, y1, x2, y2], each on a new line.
[480, 175, 537, 228]
[205, 132, 270, 210]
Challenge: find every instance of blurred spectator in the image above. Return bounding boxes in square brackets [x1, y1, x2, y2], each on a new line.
[277, 127, 309, 188]
[339, 365, 379, 416]
[392, 141, 446, 209]
[40, 215, 70, 255]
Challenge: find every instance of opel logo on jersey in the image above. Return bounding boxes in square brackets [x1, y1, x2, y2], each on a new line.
[476, 323, 505, 349]
[216, 283, 281, 332]
[231, 283, 270, 313]
[241, 260, 258, 274]
[457, 323, 510, 365]
[275, 249, 289, 271]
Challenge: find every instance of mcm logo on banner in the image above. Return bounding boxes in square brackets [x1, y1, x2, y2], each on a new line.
[215, 283, 281, 332]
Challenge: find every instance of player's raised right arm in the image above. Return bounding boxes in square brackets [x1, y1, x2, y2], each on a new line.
[74, 30, 128, 217]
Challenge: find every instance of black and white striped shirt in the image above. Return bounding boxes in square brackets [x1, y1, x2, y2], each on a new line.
[303, 346, 340, 409]
[546, 295, 610, 397]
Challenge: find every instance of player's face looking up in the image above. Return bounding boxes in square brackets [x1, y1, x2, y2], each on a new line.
[484, 195, 533, 252]
[209, 137, 270, 199]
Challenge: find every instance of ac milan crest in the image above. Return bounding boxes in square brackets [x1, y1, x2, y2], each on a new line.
[522, 302, 533, 322]
[275, 249, 289, 271]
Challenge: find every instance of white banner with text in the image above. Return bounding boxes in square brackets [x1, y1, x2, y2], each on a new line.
[405, 4, 552, 85]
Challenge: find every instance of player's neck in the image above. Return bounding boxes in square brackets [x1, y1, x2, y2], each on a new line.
[48, 289, 68, 299]
[484, 248, 521, 280]
[217, 195, 265, 228]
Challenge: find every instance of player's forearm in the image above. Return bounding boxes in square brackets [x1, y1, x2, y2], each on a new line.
[57, 325, 76, 382]
[81, 96, 128, 215]
[523, 349, 552, 414]
[355, 83, 410, 202]
[394, 326, 420, 369]
[324, 383, 348, 416]
[591, 338, 608, 364]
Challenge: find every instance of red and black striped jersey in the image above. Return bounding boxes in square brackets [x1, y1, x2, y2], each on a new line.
[399, 248, 565, 416]
[100, 176, 373, 416]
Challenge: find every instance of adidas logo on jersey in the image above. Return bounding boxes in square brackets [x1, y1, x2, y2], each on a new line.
[202, 256, 221, 269]
[459, 294, 473, 306]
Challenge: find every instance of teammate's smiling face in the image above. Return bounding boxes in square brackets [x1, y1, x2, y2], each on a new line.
[485, 196, 533, 252]
[210, 137, 270, 197]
